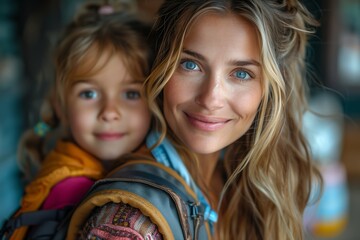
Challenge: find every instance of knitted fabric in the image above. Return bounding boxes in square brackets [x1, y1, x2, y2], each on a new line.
[80, 202, 163, 240]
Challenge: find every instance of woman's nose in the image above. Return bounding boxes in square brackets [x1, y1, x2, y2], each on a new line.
[99, 98, 121, 121]
[195, 74, 225, 111]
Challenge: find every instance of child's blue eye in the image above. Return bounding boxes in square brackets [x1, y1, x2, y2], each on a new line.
[80, 90, 98, 99]
[181, 60, 200, 71]
[234, 70, 251, 80]
[125, 90, 141, 100]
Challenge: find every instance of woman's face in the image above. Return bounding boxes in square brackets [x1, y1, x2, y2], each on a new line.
[163, 13, 263, 156]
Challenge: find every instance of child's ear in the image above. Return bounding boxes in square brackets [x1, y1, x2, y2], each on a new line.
[53, 97, 67, 126]
[51, 94, 67, 126]
[53, 97, 72, 139]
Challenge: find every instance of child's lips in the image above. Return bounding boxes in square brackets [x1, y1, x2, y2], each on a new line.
[95, 132, 125, 140]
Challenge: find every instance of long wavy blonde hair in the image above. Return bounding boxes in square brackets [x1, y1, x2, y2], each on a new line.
[145, 0, 322, 239]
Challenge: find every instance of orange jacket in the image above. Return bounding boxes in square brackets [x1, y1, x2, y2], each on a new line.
[10, 141, 105, 240]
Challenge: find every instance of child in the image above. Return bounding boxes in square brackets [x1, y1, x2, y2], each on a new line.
[7, 1, 153, 239]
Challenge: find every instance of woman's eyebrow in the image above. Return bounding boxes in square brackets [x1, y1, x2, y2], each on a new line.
[183, 48, 260, 67]
[229, 59, 261, 67]
[183, 49, 206, 61]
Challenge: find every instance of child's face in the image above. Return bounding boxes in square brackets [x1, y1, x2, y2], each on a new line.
[64, 53, 151, 161]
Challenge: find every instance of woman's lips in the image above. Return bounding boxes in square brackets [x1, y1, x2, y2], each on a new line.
[95, 132, 125, 140]
[185, 112, 230, 131]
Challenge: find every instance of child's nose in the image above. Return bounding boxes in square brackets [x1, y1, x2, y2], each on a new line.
[100, 99, 121, 121]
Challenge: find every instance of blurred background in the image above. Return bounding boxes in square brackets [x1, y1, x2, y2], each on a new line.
[0, 0, 359, 239]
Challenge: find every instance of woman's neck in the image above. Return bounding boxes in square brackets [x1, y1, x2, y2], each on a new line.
[196, 152, 220, 187]
[196, 151, 224, 209]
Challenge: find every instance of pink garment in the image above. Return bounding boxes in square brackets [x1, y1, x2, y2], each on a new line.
[42, 176, 94, 209]
[80, 202, 163, 240]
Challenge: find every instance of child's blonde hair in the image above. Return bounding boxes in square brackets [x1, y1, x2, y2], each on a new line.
[18, 1, 153, 180]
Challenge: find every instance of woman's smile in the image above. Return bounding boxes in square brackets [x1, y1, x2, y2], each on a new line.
[185, 112, 230, 131]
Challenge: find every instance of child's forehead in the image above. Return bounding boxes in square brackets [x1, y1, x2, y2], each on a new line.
[68, 57, 143, 87]
[70, 45, 115, 77]
[66, 42, 146, 87]
[82, 44, 114, 67]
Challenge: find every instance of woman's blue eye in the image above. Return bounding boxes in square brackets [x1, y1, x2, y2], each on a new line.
[125, 90, 141, 100]
[181, 60, 200, 71]
[79, 90, 98, 99]
[234, 70, 251, 80]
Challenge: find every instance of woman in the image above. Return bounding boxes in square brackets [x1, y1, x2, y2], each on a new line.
[79, 0, 322, 239]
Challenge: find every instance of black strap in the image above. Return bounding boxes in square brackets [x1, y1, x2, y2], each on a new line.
[0, 207, 71, 239]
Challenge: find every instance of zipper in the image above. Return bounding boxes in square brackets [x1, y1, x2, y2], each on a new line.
[189, 202, 203, 240]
